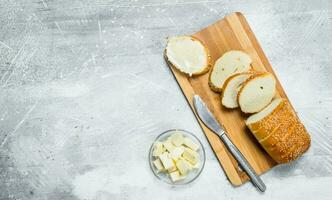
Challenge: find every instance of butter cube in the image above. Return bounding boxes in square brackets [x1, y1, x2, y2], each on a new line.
[175, 159, 192, 175]
[184, 137, 199, 151]
[169, 147, 185, 161]
[169, 171, 185, 182]
[163, 139, 175, 152]
[170, 132, 185, 146]
[182, 148, 199, 165]
[153, 141, 165, 157]
[159, 152, 176, 171]
[153, 158, 165, 173]
[192, 161, 200, 169]
[167, 166, 177, 173]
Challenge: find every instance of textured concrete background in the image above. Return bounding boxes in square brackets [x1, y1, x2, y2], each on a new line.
[0, 0, 331, 199]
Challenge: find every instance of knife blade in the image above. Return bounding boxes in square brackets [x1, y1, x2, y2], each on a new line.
[193, 95, 266, 192]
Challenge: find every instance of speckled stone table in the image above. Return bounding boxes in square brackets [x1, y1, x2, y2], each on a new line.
[0, 0, 331, 199]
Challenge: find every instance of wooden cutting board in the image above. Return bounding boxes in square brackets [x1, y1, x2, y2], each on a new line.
[167, 12, 291, 186]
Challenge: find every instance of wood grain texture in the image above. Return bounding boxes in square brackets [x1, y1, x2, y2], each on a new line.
[167, 12, 293, 186]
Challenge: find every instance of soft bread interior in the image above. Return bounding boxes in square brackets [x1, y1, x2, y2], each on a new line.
[246, 98, 282, 125]
[222, 73, 253, 108]
[238, 73, 276, 113]
[165, 36, 209, 76]
[210, 51, 252, 91]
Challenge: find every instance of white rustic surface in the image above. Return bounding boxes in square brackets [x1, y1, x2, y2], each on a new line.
[0, 0, 331, 199]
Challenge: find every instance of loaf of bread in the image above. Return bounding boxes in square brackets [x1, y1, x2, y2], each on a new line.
[246, 98, 311, 163]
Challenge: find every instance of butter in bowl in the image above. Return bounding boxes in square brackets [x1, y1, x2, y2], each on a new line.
[149, 129, 205, 185]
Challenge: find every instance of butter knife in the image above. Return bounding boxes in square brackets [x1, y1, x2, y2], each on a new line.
[193, 95, 266, 192]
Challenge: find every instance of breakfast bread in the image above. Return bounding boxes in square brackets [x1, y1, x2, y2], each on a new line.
[164, 36, 211, 76]
[246, 98, 297, 141]
[260, 121, 310, 163]
[246, 98, 311, 163]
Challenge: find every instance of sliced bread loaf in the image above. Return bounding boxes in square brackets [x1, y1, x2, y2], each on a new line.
[165, 36, 211, 76]
[238, 72, 276, 113]
[246, 98, 311, 163]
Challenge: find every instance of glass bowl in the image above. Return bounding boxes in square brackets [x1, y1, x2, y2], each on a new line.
[149, 129, 205, 185]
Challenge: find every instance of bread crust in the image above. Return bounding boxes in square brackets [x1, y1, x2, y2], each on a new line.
[208, 78, 223, 93]
[248, 100, 311, 163]
[164, 36, 211, 77]
[260, 121, 310, 163]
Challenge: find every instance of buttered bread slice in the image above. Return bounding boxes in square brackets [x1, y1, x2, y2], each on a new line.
[209, 50, 252, 92]
[238, 72, 276, 113]
[165, 36, 211, 76]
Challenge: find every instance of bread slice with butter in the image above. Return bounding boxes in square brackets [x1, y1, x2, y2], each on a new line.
[238, 72, 276, 113]
[209, 50, 252, 92]
[165, 36, 211, 77]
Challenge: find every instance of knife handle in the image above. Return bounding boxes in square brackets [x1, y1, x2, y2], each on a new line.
[220, 134, 266, 192]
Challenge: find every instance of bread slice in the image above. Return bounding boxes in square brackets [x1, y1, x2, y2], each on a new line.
[165, 36, 211, 76]
[246, 99, 311, 163]
[209, 50, 252, 92]
[221, 72, 254, 108]
[238, 72, 276, 113]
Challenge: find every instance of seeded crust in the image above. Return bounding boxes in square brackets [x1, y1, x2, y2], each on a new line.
[260, 121, 311, 163]
[259, 123, 298, 163]
[248, 100, 311, 163]
[164, 36, 212, 77]
[247, 100, 291, 141]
